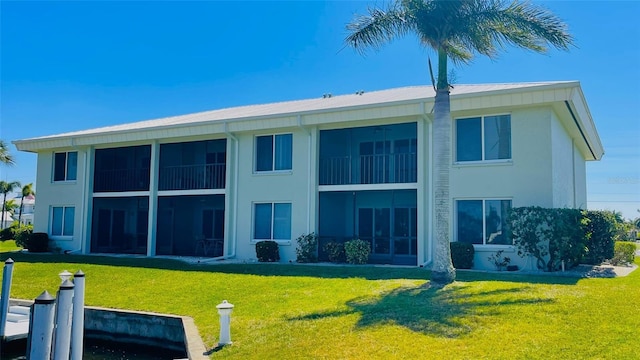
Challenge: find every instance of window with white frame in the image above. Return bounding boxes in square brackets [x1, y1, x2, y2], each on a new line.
[51, 206, 75, 237]
[456, 199, 512, 245]
[53, 151, 78, 181]
[255, 134, 292, 172]
[456, 115, 511, 162]
[254, 202, 292, 240]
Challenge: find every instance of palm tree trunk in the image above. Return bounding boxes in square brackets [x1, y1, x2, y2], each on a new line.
[430, 48, 456, 285]
[18, 195, 24, 225]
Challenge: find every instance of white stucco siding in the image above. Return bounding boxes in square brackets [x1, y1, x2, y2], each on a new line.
[233, 128, 314, 263]
[34, 148, 89, 252]
[573, 142, 588, 209]
[551, 111, 576, 208]
[450, 107, 553, 208]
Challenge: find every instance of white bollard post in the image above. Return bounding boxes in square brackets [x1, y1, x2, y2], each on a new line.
[216, 300, 234, 346]
[0, 258, 15, 337]
[27, 290, 56, 359]
[70, 270, 85, 360]
[52, 279, 74, 360]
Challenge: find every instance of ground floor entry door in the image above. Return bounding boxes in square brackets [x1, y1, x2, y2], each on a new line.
[358, 206, 417, 265]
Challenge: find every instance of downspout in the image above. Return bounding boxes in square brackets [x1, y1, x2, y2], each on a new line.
[201, 122, 239, 262]
[297, 115, 312, 234]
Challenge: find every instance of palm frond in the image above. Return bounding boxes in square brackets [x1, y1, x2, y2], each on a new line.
[0, 140, 15, 166]
[345, 4, 414, 54]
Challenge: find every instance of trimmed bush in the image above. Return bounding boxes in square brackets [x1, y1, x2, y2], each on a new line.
[344, 239, 370, 265]
[611, 241, 636, 265]
[0, 225, 17, 241]
[582, 210, 616, 265]
[27, 232, 49, 253]
[450, 242, 474, 269]
[255, 241, 280, 262]
[295, 233, 318, 263]
[510, 207, 586, 272]
[323, 241, 346, 263]
[14, 225, 33, 248]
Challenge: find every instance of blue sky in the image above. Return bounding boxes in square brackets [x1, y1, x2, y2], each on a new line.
[1, 1, 638, 219]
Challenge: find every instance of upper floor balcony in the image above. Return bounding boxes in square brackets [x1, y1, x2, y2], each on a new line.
[158, 139, 226, 191]
[319, 123, 417, 186]
[94, 145, 151, 192]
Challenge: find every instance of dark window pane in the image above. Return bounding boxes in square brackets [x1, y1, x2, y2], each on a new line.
[274, 134, 292, 170]
[484, 115, 511, 160]
[456, 118, 482, 161]
[52, 207, 63, 235]
[256, 136, 274, 171]
[273, 203, 291, 239]
[457, 200, 483, 244]
[254, 204, 272, 239]
[66, 152, 78, 180]
[54, 153, 67, 181]
[358, 208, 373, 237]
[485, 200, 512, 244]
[63, 207, 75, 236]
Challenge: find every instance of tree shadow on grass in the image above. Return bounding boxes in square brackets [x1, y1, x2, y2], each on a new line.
[288, 284, 554, 338]
[0, 252, 579, 284]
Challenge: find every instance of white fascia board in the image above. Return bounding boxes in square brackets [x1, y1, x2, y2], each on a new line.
[567, 86, 604, 160]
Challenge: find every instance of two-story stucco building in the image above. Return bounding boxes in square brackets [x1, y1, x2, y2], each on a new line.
[13, 81, 603, 270]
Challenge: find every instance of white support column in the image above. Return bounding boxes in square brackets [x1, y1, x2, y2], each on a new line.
[53, 279, 75, 360]
[147, 140, 160, 256]
[83, 146, 95, 255]
[0, 258, 14, 337]
[71, 270, 85, 360]
[27, 290, 56, 359]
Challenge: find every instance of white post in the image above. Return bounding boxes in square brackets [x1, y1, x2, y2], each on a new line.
[216, 300, 234, 346]
[27, 290, 56, 359]
[0, 258, 14, 337]
[70, 270, 85, 360]
[52, 279, 74, 360]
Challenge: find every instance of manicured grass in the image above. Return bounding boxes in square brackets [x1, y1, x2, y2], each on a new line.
[1, 252, 638, 359]
[0, 240, 21, 252]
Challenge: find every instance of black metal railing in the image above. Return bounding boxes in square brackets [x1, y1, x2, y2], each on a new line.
[159, 164, 226, 191]
[319, 153, 417, 185]
[94, 168, 150, 192]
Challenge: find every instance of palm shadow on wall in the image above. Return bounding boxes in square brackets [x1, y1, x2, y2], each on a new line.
[288, 283, 553, 338]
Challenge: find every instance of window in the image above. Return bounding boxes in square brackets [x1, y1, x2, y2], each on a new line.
[255, 134, 292, 172]
[456, 115, 511, 162]
[52, 206, 75, 237]
[254, 203, 291, 240]
[456, 199, 512, 245]
[53, 151, 78, 181]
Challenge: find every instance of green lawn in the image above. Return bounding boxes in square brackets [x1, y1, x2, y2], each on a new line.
[0, 240, 21, 253]
[1, 252, 637, 359]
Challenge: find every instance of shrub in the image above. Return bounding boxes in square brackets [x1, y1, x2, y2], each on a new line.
[344, 239, 370, 265]
[510, 207, 586, 272]
[295, 233, 318, 263]
[488, 250, 511, 271]
[610, 241, 636, 266]
[27, 232, 49, 253]
[14, 224, 33, 248]
[255, 241, 280, 262]
[323, 241, 346, 263]
[582, 210, 616, 265]
[450, 242, 474, 269]
[0, 225, 16, 241]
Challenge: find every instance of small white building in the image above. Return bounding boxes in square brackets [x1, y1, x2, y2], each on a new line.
[13, 82, 603, 270]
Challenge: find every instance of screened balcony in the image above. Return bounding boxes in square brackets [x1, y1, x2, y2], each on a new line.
[94, 145, 151, 192]
[319, 123, 417, 186]
[159, 139, 226, 191]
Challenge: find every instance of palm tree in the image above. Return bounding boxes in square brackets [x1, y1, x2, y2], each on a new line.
[346, 0, 573, 285]
[0, 140, 15, 166]
[18, 183, 35, 225]
[3, 199, 19, 216]
[0, 180, 21, 225]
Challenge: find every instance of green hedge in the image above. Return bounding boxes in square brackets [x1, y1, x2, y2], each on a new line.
[582, 211, 616, 264]
[255, 241, 280, 262]
[611, 242, 636, 265]
[450, 242, 474, 269]
[344, 239, 370, 265]
[27, 232, 49, 253]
